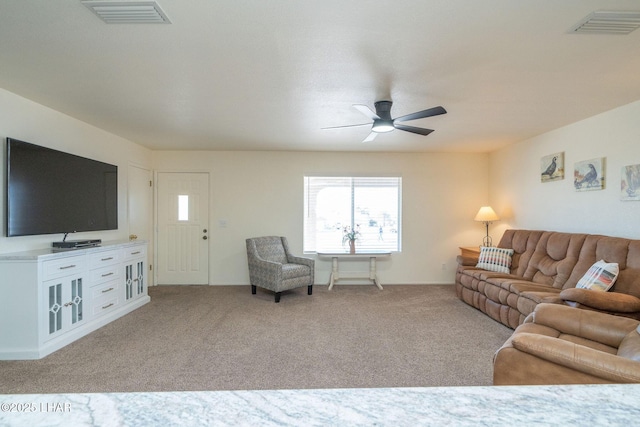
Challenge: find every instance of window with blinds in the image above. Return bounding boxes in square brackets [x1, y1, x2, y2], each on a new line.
[303, 176, 402, 253]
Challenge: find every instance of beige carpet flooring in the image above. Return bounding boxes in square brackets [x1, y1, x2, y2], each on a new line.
[0, 284, 512, 394]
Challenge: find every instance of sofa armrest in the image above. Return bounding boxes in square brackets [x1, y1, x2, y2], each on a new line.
[511, 332, 640, 383]
[560, 288, 640, 313]
[456, 255, 479, 267]
[531, 303, 639, 348]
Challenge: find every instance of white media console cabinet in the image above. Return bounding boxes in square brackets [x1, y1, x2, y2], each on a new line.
[0, 240, 149, 360]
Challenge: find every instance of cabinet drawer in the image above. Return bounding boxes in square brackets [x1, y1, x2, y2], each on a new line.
[91, 280, 119, 300]
[90, 265, 121, 286]
[43, 257, 86, 280]
[88, 249, 121, 268]
[92, 295, 119, 317]
[122, 245, 146, 261]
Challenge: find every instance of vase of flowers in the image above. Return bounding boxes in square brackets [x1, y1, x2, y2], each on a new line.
[342, 225, 360, 254]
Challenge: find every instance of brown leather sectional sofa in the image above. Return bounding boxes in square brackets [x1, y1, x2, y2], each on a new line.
[456, 229, 640, 384]
[456, 229, 640, 329]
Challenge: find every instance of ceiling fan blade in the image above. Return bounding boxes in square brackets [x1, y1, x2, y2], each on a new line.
[321, 123, 372, 130]
[353, 104, 381, 120]
[394, 106, 447, 123]
[394, 124, 435, 136]
[362, 132, 378, 142]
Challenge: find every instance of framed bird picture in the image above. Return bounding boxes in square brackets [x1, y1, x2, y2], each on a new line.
[574, 157, 605, 192]
[540, 152, 564, 182]
[621, 164, 640, 201]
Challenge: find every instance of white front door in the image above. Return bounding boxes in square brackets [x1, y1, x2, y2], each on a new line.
[128, 165, 154, 285]
[156, 172, 210, 285]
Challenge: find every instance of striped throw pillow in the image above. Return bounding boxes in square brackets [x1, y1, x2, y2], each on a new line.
[476, 246, 514, 274]
[576, 260, 619, 291]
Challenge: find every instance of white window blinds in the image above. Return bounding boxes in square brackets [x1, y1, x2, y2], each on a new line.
[303, 176, 402, 252]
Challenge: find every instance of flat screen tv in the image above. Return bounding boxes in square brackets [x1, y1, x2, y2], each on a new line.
[5, 138, 118, 237]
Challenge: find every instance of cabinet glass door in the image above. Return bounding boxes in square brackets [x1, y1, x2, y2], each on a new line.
[48, 283, 62, 334]
[46, 277, 84, 338]
[125, 260, 145, 300]
[70, 278, 83, 325]
[125, 264, 133, 300]
[136, 260, 145, 296]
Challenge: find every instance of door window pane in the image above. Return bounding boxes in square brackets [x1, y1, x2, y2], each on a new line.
[178, 195, 189, 221]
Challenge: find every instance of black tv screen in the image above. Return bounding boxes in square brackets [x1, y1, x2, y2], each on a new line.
[5, 138, 118, 237]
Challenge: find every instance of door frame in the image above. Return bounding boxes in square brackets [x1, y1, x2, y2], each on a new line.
[153, 170, 211, 286]
[127, 163, 154, 286]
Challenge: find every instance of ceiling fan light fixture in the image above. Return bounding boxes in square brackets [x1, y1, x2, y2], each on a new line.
[372, 121, 395, 133]
[322, 100, 446, 142]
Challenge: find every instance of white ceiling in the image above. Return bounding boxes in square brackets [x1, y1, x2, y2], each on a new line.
[1, 0, 640, 153]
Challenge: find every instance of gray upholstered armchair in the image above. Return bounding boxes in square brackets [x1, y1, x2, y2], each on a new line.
[246, 236, 314, 303]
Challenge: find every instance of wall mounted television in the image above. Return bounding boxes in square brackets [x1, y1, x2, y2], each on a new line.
[5, 138, 118, 237]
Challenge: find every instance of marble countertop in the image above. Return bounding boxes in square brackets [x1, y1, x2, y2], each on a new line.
[1, 384, 639, 426]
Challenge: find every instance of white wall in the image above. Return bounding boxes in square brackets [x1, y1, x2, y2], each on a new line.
[8, 82, 637, 286]
[153, 150, 490, 285]
[0, 86, 498, 286]
[489, 100, 640, 240]
[0, 88, 152, 253]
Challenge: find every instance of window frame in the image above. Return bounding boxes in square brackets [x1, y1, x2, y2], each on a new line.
[303, 175, 402, 253]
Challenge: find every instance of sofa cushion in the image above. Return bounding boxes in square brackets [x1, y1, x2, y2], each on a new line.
[519, 291, 563, 305]
[506, 281, 559, 295]
[576, 260, 619, 291]
[523, 232, 586, 288]
[476, 246, 514, 274]
[497, 229, 544, 276]
[465, 268, 515, 282]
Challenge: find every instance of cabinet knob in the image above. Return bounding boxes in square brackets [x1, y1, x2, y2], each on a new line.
[129, 234, 138, 241]
[203, 235, 208, 240]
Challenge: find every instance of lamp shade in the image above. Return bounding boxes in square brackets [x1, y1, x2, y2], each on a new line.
[474, 206, 499, 222]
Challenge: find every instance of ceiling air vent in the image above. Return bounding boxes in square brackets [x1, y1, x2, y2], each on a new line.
[81, 1, 171, 24]
[570, 10, 640, 35]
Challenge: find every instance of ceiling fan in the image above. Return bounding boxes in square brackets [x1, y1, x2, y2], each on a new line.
[323, 100, 447, 142]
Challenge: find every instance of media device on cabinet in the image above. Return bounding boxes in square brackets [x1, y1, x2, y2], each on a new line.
[5, 138, 118, 240]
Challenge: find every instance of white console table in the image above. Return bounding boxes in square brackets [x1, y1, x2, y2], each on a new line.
[0, 240, 149, 360]
[318, 252, 391, 290]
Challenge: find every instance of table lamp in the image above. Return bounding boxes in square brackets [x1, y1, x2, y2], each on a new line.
[474, 206, 500, 247]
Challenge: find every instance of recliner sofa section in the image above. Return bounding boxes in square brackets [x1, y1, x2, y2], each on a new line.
[456, 229, 640, 329]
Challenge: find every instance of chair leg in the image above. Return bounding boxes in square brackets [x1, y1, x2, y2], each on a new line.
[308, 285, 313, 295]
[251, 285, 256, 295]
[275, 292, 281, 303]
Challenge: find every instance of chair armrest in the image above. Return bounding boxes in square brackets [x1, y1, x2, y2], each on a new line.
[511, 332, 640, 383]
[560, 288, 640, 313]
[287, 255, 314, 268]
[247, 257, 283, 285]
[531, 303, 639, 348]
